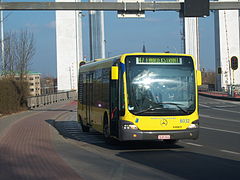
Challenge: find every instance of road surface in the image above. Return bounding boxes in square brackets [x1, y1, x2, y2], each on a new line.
[0, 96, 239, 180]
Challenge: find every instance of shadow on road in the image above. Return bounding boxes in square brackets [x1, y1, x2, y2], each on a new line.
[45, 119, 184, 151]
[116, 150, 240, 180]
[45, 119, 240, 180]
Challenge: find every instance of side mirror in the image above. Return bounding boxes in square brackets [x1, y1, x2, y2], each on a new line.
[197, 70, 202, 86]
[111, 66, 119, 80]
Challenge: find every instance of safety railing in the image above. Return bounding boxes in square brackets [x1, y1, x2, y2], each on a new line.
[27, 90, 77, 109]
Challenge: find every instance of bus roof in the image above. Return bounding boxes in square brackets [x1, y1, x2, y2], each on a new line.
[121, 52, 193, 57]
[79, 53, 195, 72]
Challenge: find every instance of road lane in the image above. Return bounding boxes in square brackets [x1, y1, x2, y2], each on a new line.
[0, 96, 239, 180]
[200, 116, 240, 133]
[199, 96, 240, 130]
[184, 95, 240, 153]
[51, 99, 240, 180]
[200, 126, 240, 135]
[200, 114, 239, 123]
[199, 104, 240, 122]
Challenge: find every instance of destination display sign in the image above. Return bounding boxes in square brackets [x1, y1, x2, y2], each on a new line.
[136, 57, 182, 65]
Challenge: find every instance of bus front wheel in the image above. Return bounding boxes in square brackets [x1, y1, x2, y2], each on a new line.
[103, 115, 116, 144]
[78, 116, 89, 132]
[103, 117, 110, 139]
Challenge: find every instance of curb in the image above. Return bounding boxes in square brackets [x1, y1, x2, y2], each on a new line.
[199, 92, 240, 101]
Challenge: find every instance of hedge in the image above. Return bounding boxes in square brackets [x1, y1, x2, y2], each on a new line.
[0, 78, 29, 115]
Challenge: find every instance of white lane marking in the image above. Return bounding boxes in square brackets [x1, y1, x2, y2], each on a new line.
[185, 142, 203, 147]
[200, 114, 240, 123]
[200, 97, 240, 105]
[201, 126, 240, 135]
[200, 104, 240, 114]
[220, 150, 240, 155]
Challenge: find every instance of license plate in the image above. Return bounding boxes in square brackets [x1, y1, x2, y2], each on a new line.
[158, 135, 171, 140]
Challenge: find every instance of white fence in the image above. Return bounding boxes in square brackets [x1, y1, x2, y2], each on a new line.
[27, 90, 77, 109]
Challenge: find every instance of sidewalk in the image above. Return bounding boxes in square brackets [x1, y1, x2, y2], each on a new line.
[0, 101, 82, 180]
[199, 91, 240, 101]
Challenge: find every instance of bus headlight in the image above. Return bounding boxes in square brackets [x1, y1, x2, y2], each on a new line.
[187, 120, 199, 129]
[123, 124, 138, 130]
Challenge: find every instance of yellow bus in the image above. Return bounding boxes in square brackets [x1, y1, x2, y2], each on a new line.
[78, 53, 202, 143]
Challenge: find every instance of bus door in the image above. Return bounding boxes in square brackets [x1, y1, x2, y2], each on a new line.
[86, 73, 93, 125]
[110, 68, 119, 137]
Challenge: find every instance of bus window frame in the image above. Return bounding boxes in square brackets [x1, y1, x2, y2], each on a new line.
[109, 62, 121, 137]
[119, 63, 125, 117]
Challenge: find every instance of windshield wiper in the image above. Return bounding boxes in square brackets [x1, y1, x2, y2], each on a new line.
[158, 102, 189, 114]
[134, 105, 164, 115]
[133, 102, 189, 115]
[135, 103, 188, 115]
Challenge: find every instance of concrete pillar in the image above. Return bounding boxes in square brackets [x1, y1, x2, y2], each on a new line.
[215, 0, 240, 91]
[89, 0, 106, 60]
[177, 0, 200, 69]
[56, 0, 83, 91]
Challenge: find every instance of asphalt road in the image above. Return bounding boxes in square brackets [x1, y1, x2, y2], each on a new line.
[52, 96, 240, 180]
[0, 96, 239, 180]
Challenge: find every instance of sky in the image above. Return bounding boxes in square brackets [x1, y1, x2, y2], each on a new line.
[3, 0, 216, 77]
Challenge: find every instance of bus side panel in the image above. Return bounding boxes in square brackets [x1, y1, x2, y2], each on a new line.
[91, 68, 110, 132]
[78, 68, 111, 133]
[98, 68, 110, 132]
[78, 72, 87, 125]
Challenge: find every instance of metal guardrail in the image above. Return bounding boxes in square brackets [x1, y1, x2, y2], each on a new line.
[199, 84, 240, 96]
[27, 90, 77, 109]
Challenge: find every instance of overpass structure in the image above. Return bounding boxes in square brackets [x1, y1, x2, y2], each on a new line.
[177, 0, 240, 91]
[0, 1, 240, 91]
[215, 0, 240, 91]
[0, 1, 240, 11]
[56, 0, 83, 91]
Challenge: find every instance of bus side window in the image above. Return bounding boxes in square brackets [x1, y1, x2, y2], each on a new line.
[119, 66, 125, 116]
[78, 73, 84, 110]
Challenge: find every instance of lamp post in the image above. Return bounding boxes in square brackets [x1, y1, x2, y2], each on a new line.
[0, 0, 4, 73]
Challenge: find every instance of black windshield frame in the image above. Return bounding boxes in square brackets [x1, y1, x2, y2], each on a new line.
[125, 55, 196, 116]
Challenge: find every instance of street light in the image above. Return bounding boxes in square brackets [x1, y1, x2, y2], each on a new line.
[0, 0, 4, 73]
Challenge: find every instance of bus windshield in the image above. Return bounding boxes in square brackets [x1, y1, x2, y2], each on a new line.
[125, 55, 196, 116]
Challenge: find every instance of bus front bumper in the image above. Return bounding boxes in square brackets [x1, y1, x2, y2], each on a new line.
[119, 128, 199, 141]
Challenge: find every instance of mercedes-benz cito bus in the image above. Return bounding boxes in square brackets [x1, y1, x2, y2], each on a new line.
[78, 53, 202, 143]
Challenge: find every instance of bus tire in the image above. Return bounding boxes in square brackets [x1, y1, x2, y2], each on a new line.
[78, 115, 89, 132]
[103, 115, 116, 144]
[103, 115, 110, 138]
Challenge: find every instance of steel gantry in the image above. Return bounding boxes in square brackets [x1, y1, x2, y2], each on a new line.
[0, 1, 239, 11]
[1, 1, 240, 92]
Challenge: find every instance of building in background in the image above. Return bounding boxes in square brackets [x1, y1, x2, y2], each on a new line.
[56, 0, 83, 91]
[14, 72, 41, 96]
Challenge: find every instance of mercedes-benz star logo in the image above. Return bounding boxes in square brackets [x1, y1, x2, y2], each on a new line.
[160, 119, 168, 127]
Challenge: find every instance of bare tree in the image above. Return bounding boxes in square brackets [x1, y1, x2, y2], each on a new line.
[2, 32, 17, 77]
[0, 29, 35, 79]
[0, 29, 35, 107]
[15, 29, 35, 80]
